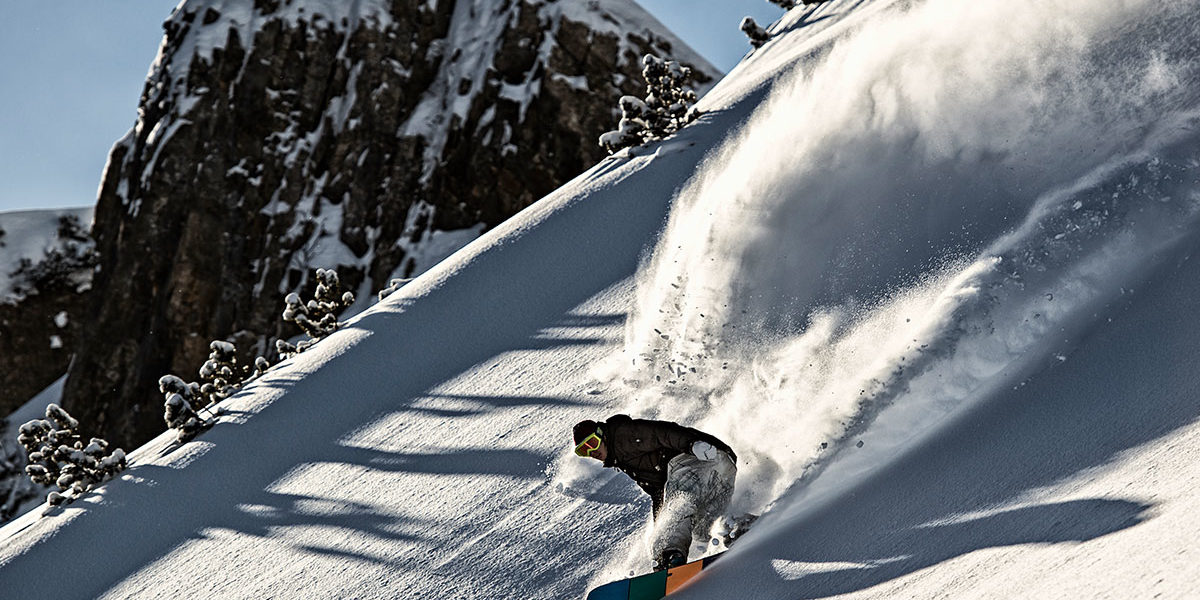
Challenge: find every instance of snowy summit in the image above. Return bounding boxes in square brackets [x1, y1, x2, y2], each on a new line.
[3, 0, 1200, 598]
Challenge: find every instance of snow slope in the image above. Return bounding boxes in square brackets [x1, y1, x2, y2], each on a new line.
[3, 0, 1200, 598]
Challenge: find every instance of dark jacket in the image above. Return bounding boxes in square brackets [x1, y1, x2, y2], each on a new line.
[600, 414, 736, 517]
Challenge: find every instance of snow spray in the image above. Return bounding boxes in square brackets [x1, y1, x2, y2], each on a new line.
[613, 0, 1200, 520]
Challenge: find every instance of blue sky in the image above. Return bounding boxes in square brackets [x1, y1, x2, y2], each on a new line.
[0, 0, 784, 213]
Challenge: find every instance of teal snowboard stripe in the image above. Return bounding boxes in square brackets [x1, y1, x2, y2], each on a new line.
[586, 578, 630, 600]
[628, 569, 668, 599]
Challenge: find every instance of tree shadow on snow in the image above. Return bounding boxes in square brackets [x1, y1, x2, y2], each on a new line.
[736, 498, 1149, 599]
[330, 445, 548, 479]
[211, 488, 422, 544]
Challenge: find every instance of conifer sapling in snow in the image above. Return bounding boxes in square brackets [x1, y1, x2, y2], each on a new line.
[160, 375, 206, 440]
[18, 404, 126, 507]
[277, 268, 355, 359]
[200, 340, 243, 399]
[766, 0, 831, 9]
[741, 17, 771, 48]
[599, 54, 699, 154]
[161, 340, 264, 441]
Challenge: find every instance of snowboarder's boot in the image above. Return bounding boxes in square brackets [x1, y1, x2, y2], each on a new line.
[656, 548, 687, 571]
[714, 513, 759, 548]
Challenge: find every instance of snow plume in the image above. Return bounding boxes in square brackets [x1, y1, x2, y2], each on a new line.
[610, 0, 1200, 518]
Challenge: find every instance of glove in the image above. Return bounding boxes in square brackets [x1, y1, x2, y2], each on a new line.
[692, 441, 718, 461]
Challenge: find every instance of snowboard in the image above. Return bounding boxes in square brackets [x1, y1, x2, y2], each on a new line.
[585, 553, 724, 600]
[585, 514, 757, 599]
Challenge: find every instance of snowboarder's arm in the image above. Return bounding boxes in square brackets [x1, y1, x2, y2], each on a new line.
[641, 420, 700, 456]
[652, 421, 737, 463]
[636, 421, 721, 463]
[691, 440, 719, 460]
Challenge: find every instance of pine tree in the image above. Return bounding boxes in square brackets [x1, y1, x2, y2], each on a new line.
[161, 339, 267, 441]
[199, 340, 245, 398]
[767, 0, 832, 9]
[599, 54, 699, 154]
[160, 374, 207, 440]
[18, 404, 125, 507]
[282, 268, 355, 339]
[640, 55, 699, 137]
[741, 17, 771, 49]
[277, 268, 356, 359]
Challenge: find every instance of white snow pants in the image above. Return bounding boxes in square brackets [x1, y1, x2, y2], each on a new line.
[651, 450, 737, 559]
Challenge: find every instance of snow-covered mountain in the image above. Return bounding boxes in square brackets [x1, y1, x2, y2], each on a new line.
[4, 0, 1200, 598]
[59, 0, 717, 451]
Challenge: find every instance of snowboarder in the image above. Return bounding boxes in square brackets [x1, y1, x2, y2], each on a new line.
[572, 414, 738, 570]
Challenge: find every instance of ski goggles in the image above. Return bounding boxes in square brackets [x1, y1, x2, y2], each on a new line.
[574, 432, 602, 457]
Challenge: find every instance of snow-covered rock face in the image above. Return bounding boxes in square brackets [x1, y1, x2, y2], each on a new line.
[66, 0, 716, 448]
[0, 209, 95, 417]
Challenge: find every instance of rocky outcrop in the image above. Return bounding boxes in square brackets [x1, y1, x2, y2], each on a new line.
[63, 0, 717, 448]
[0, 210, 95, 417]
[0, 293, 87, 416]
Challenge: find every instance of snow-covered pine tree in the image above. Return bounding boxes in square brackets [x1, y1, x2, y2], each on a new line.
[161, 339, 268, 441]
[160, 375, 206, 441]
[274, 338, 301, 361]
[282, 268, 355, 338]
[766, 0, 831, 9]
[18, 404, 125, 507]
[277, 268, 356, 359]
[597, 111, 648, 155]
[199, 340, 244, 398]
[599, 54, 699, 154]
[741, 17, 771, 49]
[640, 54, 698, 137]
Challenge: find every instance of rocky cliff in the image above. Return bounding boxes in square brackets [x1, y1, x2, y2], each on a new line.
[62, 0, 716, 448]
[0, 208, 97, 520]
[0, 209, 95, 417]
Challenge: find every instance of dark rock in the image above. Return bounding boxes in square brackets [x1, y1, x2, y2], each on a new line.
[0, 213, 96, 416]
[61, 0, 717, 449]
